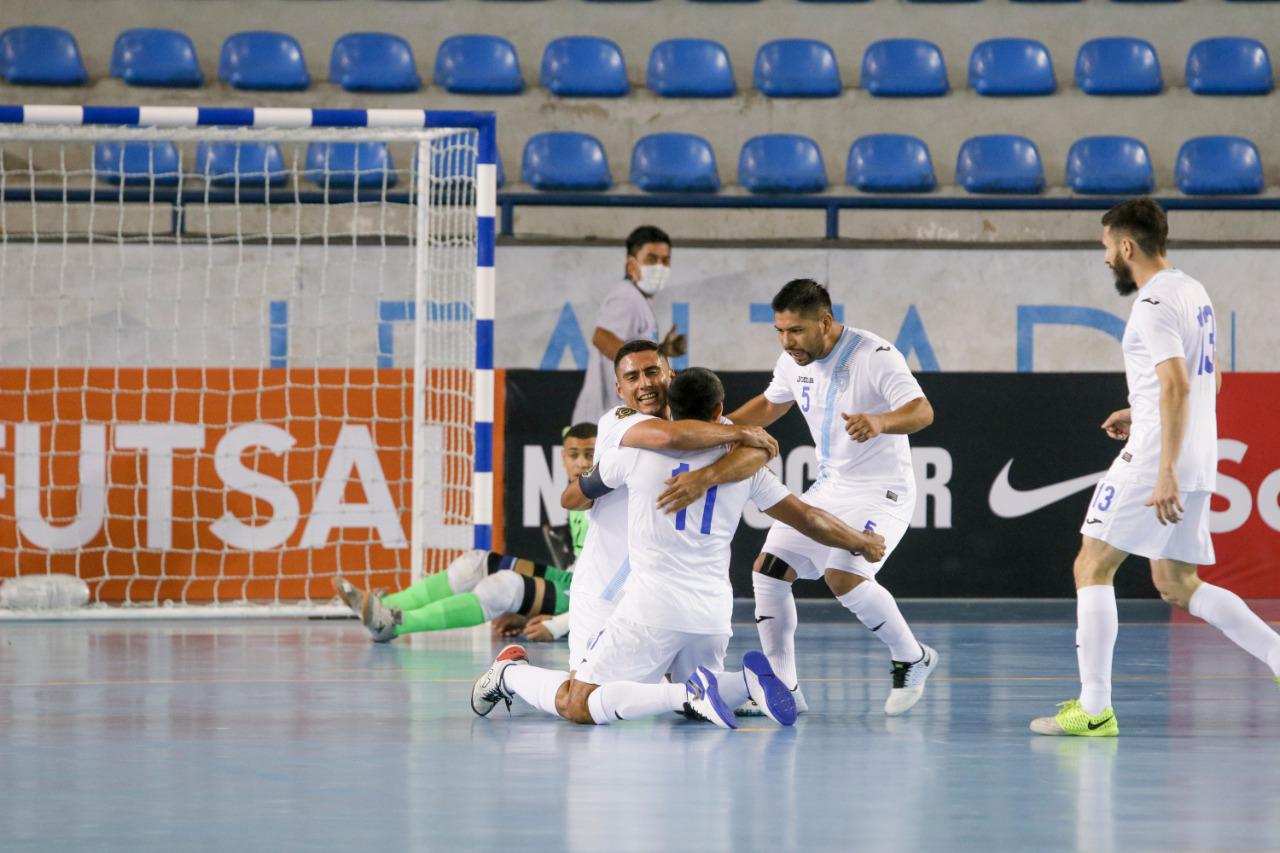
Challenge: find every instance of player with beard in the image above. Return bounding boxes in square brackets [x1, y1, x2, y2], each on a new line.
[1031, 198, 1280, 737]
[718, 279, 938, 717]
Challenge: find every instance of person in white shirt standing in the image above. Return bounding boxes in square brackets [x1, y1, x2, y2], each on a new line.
[727, 279, 938, 717]
[1032, 198, 1280, 737]
[571, 226, 686, 425]
[472, 367, 886, 728]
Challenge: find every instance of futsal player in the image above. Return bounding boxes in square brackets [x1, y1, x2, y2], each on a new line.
[1031, 198, 1280, 737]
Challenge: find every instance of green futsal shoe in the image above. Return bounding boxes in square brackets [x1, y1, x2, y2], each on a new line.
[1030, 700, 1118, 737]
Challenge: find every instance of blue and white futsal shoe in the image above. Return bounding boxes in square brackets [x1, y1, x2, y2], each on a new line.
[684, 667, 737, 729]
[740, 651, 798, 726]
[735, 685, 808, 718]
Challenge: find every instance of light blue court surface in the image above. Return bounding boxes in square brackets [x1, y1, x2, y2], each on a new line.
[3, 600, 1278, 853]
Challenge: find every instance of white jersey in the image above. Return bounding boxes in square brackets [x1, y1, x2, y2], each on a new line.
[1114, 268, 1218, 491]
[570, 405, 656, 602]
[571, 279, 659, 424]
[764, 326, 923, 501]
[597, 442, 792, 636]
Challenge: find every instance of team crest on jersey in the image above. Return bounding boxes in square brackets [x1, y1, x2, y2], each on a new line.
[833, 368, 850, 393]
[615, 407, 636, 418]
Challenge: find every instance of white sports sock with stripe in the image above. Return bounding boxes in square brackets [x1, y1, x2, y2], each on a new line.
[1076, 584, 1118, 716]
[587, 682, 687, 724]
[502, 664, 568, 717]
[1189, 582, 1280, 676]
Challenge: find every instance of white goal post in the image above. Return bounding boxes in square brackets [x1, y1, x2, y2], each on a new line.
[0, 105, 497, 617]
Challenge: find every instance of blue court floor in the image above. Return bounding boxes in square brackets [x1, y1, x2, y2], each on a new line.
[2, 600, 1278, 852]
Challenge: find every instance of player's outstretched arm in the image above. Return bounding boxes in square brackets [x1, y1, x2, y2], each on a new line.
[621, 418, 778, 457]
[726, 393, 792, 428]
[763, 495, 887, 562]
[657, 445, 772, 513]
[843, 396, 933, 443]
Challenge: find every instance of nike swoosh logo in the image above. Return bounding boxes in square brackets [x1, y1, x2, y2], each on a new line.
[1088, 716, 1113, 730]
[988, 461, 1108, 519]
[876, 346, 891, 352]
[1141, 298, 1160, 305]
[1085, 518, 1103, 525]
[755, 615, 774, 624]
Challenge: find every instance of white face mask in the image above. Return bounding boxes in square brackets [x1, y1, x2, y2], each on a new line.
[634, 263, 670, 296]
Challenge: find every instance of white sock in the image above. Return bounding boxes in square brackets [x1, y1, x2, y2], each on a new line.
[753, 572, 799, 689]
[1076, 584, 1118, 716]
[1189, 582, 1280, 676]
[836, 581, 923, 663]
[586, 681, 687, 724]
[501, 664, 568, 717]
[717, 670, 750, 709]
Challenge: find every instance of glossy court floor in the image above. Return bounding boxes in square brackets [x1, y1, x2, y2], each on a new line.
[3, 600, 1278, 853]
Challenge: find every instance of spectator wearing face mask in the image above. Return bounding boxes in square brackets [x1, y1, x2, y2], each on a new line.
[570, 225, 687, 424]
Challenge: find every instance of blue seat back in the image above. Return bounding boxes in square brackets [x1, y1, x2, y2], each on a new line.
[219, 31, 310, 90]
[969, 38, 1056, 95]
[197, 142, 288, 187]
[647, 39, 735, 97]
[1186, 37, 1273, 95]
[861, 39, 948, 97]
[435, 35, 524, 94]
[305, 142, 397, 189]
[422, 142, 507, 189]
[738, 135, 827, 193]
[94, 142, 182, 186]
[754, 39, 841, 97]
[1065, 136, 1154, 194]
[1175, 136, 1264, 194]
[0, 26, 87, 85]
[522, 132, 612, 190]
[541, 36, 629, 96]
[956, 135, 1045, 193]
[631, 133, 719, 192]
[111, 28, 203, 87]
[1075, 38, 1161, 95]
[846, 134, 937, 192]
[330, 32, 421, 92]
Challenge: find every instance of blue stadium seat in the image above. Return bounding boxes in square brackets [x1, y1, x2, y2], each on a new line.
[0, 27, 87, 85]
[846, 135, 936, 192]
[969, 39, 1056, 96]
[540, 36, 629, 97]
[1065, 136, 1154, 194]
[305, 142, 397, 189]
[754, 39, 841, 97]
[219, 32, 310, 90]
[1075, 38, 1162, 95]
[435, 35, 524, 94]
[330, 33, 421, 93]
[956, 135, 1045, 193]
[522, 132, 612, 190]
[197, 142, 288, 187]
[630, 133, 719, 192]
[738, 135, 827, 193]
[647, 39, 735, 97]
[1175, 136, 1264, 194]
[860, 39, 948, 97]
[1186, 38, 1273, 95]
[110, 29, 203, 87]
[424, 143, 507, 189]
[94, 142, 182, 186]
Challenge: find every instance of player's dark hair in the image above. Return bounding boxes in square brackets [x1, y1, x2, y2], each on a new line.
[563, 422, 597, 441]
[771, 279, 833, 318]
[1101, 198, 1168, 258]
[613, 338, 664, 372]
[625, 225, 672, 257]
[668, 368, 724, 422]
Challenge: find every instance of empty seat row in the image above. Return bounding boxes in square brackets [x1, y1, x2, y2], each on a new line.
[90, 133, 1267, 196]
[2, 26, 1274, 97]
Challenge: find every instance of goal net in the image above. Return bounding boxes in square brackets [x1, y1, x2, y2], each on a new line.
[0, 107, 496, 616]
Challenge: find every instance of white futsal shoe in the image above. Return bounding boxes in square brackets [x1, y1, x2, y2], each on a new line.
[735, 684, 808, 718]
[471, 644, 528, 717]
[334, 576, 400, 643]
[683, 668, 737, 729]
[884, 644, 939, 716]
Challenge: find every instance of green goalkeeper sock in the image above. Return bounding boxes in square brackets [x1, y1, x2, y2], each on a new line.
[394, 592, 486, 636]
[382, 571, 453, 612]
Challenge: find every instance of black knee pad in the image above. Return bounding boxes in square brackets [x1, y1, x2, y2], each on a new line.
[757, 554, 792, 580]
[517, 575, 558, 617]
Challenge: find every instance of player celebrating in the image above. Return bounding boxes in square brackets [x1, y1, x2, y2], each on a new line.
[333, 423, 598, 642]
[726, 279, 938, 716]
[472, 368, 886, 727]
[1031, 198, 1280, 737]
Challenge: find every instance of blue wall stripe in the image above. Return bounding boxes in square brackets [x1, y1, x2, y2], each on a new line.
[474, 422, 493, 474]
[268, 300, 288, 368]
[1016, 305, 1125, 373]
[476, 218, 495, 268]
[83, 106, 139, 125]
[476, 320, 494, 370]
[750, 302, 844, 324]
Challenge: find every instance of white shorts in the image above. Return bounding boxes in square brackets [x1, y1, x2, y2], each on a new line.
[1080, 478, 1215, 565]
[762, 488, 914, 580]
[567, 593, 617, 672]
[574, 615, 729, 686]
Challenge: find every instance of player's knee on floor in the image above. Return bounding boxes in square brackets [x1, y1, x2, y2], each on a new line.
[554, 680, 575, 719]
[564, 681, 598, 725]
[473, 571, 524, 621]
[755, 553, 797, 582]
[823, 569, 867, 597]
